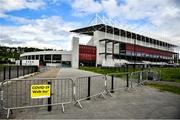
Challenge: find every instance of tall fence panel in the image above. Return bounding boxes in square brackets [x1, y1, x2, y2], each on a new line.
[1, 78, 73, 118]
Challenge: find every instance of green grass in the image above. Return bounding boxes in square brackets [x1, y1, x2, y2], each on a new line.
[80, 67, 180, 83]
[145, 82, 180, 95]
[0, 64, 4, 71]
[155, 68, 180, 83]
[80, 66, 142, 75]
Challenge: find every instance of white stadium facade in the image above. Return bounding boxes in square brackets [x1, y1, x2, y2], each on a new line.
[20, 17, 180, 68]
[20, 51, 71, 67]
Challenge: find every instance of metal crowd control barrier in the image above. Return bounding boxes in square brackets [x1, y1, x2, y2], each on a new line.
[0, 70, 161, 119]
[1, 78, 73, 119]
[129, 69, 160, 89]
[74, 75, 106, 108]
[106, 72, 130, 93]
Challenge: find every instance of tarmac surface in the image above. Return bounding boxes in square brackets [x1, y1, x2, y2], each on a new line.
[1, 68, 180, 119]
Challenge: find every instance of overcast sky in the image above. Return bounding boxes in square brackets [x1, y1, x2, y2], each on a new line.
[0, 0, 180, 53]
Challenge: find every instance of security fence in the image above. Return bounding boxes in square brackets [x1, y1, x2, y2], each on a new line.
[74, 75, 106, 108]
[0, 69, 160, 119]
[0, 66, 38, 82]
[1, 78, 73, 118]
[106, 72, 129, 93]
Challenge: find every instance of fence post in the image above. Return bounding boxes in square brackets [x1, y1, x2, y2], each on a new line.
[9, 66, 11, 79]
[23, 66, 25, 76]
[126, 73, 129, 88]
[87, 77, 91, 100]
[17, 66, 19, 78]
[47, 81, 52, 111]
[137, 72, 140, 84]
[127, 64, 129, 72]
[28, 66, 30, 74]
[3, 66, 6, 80]
[111, 75, 114, 93]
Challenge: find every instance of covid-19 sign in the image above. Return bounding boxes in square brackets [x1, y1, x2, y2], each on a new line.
[31, 84, 51, 99]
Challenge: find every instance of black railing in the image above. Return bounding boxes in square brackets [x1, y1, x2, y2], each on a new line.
[0, 66, 38, 82]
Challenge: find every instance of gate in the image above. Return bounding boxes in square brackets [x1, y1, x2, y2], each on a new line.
[0, 78, 73, 118]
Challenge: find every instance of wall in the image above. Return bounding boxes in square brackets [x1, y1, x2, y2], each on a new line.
[72, 37, 79, 68]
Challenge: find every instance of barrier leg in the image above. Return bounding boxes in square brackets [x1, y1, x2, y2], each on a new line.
[7, 109, 11, 119]
[62, 104, 65, 113]
[74, 100, 83, 109]
[98, 93, 105, 99]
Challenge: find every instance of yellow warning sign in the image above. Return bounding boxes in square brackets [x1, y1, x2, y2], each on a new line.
[31, 84, 50, 99]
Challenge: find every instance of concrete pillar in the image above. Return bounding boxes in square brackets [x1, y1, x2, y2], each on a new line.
[72, 37, 79, 68]
[93, 31, 100, 66]
[112, 42, 114, 60]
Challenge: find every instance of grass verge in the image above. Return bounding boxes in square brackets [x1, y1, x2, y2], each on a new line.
[80, 66, 142, 74]
[144, 82, 180, 95]
[0, 64, 4, 71]
[157, 68, 180, 83]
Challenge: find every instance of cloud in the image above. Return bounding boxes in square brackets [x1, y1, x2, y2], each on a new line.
[0, 16, 85, 50]
[71, 0, 103, 16]
[99, 0, 180, 46]
[0, 34, 25, 44]
[0, 0, 45, 17]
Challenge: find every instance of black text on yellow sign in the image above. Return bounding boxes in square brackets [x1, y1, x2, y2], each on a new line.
[31, 84, 51, 99]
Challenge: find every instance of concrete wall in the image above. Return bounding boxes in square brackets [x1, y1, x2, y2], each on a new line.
[72, 37, 79, 68]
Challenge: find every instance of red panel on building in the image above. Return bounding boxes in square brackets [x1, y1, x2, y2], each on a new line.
[79, 45, 96, 61]
[125, 43, 174, 57]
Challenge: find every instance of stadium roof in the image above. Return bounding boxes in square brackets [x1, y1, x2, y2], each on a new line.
[70, 24, 177, 47]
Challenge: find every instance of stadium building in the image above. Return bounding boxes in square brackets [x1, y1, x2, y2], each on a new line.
[71, 24, 179, 68]
[20, 51, 71, 67]
[20, 17, 179, 68]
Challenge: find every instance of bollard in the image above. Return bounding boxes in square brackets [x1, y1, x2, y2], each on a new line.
[3, 66, 6, 80]
[47, 81, 52, 111]
[111, 75, 114, 93]
[126, 73, 129, 88]
[9, 66, 11, 79]
[87, 77, 91, 100]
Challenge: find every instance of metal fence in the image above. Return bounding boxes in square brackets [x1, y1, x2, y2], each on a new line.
[0, 69, 161, 119]
[74, 75, 106, 108]
[0, 66, 38, 82]
[1, 78, 73, 118]
[106, 73, 129, 93]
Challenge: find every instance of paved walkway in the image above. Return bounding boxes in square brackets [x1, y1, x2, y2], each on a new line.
[57, 68, 101, 79]
[15, 86, 180, 119]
